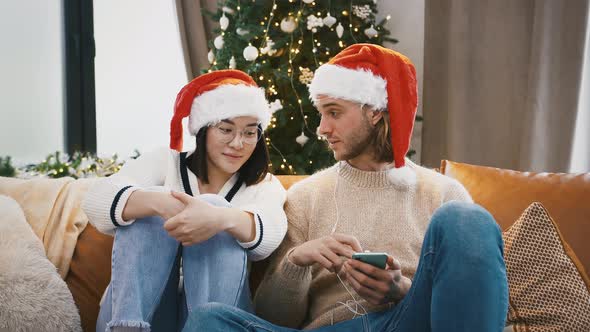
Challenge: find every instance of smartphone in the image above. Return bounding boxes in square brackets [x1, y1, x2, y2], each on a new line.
[352, 252, 388, 269]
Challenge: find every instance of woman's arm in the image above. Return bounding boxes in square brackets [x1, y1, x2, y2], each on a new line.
[122, 189, 185, 221]
[82, 147, 171, 235]
[233, 175, 288, 261]
[164, 191, 256, 245]
[220, 207, 257, 243]
[162, 175, 288, 260]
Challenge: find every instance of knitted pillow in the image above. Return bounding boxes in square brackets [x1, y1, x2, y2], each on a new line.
[0, 195, 82, 332]
[503, 202, 590, 331]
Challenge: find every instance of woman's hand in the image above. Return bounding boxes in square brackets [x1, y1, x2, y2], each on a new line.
[122, 189, 185, 221]
[163, 191, 225, 246]
[341, 255, 412, 305]
[154, 191, 186, 220]
[288, 234, 363, 272]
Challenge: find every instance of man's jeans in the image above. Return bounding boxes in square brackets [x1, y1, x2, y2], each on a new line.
[183, 201, 508, 332]
[96, 195, 252, 332]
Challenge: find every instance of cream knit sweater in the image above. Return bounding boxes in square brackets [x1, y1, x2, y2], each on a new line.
[253, 160, 472, 329]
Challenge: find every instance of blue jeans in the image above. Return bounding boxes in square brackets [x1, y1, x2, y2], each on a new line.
[97, 195, 253, 332]
[183, 201, 508, 332]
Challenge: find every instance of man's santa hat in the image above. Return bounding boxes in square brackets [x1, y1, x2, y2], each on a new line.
[308, 43, 418, 187]
[170, 69, 271, 151]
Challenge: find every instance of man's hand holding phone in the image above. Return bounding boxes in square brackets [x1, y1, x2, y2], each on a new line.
[342, 254, 412, 305]
[288, 234, 363, 273]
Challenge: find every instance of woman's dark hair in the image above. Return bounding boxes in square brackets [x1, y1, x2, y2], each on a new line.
[187, 124, 270, 186]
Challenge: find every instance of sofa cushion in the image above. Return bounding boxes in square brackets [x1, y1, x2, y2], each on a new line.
[65, 224, 113, 332]
[276, 175, 308, 191]
[503, 202, 590, 331]
[440, 160, 590, 276]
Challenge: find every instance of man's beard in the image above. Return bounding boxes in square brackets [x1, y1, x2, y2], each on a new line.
[334, 116, 376, 161]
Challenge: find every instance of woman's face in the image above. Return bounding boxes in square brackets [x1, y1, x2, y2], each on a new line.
[205, 116, 260, 178]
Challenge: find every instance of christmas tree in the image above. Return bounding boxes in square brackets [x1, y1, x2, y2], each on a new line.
[206, 0, 396, 175]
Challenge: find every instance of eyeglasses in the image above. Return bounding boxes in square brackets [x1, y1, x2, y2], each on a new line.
[211, 123, 262, 145]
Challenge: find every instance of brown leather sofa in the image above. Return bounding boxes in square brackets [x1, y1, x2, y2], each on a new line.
[64, 162, 590, 331]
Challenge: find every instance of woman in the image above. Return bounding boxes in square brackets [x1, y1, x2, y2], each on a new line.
[83, 70, 288, 332]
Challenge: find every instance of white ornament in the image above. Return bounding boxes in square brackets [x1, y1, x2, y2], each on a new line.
[219, 13, 229, 31]
[296, 132, 309, 146]
[336, 23, 344, 38]
[298, 67, 314, 85]
[243, 44, 259, 61]
[222, 6, 235, 14]
[303, 0, 314, 3]
[323, 14, 337, 28]
[307, 14, 324, 31]
[352, 5, 372, 20]
[207, 50, 215, 64]
[364, 25, 378, 38]
[214, 35, 224, 49]
[269, 99, 283, 113]
[236, 28, 249, 36]
[229, 56, 236, 69]
[280, 17, 297, 33]
[260, 38, 277, 56]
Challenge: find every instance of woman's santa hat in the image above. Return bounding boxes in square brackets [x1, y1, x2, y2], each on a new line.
[308, 43, 418, 187]
[170, 69, 271, 151]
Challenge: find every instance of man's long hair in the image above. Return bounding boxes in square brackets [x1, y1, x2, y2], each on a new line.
[367, 109, 394, 163]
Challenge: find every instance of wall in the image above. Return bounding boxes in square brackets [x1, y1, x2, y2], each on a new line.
[94, 0, 190, 158]
[377, 0, 425, 163]
[0, 1, 65, 165]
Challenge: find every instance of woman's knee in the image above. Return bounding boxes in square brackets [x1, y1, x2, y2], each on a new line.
[199, 194, 231, 208]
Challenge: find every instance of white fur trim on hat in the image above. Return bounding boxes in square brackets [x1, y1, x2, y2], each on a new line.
[189, 84, 271, 134]
[308, 64, 388, 110]
[387, 159, 417, 189]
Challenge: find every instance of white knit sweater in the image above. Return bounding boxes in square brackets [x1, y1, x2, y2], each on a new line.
[82, 146, 288, 261]
[254, 160, 473, 328]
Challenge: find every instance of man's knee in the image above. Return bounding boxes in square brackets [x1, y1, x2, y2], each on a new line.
[432, 201, 499, 234]
[430, 201, 502, 253]
[184, 302, 236, 326]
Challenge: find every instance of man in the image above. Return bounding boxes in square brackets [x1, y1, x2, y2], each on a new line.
[183, 44, 508, 332]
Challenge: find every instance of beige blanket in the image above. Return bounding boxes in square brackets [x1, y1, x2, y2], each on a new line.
[0, 176, 96, 278]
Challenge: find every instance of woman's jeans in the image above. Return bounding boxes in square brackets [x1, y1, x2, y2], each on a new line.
[96, 194, 252, 332]
[183, 201, 509, 332]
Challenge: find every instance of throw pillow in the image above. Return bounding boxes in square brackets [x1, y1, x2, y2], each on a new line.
[503, 202, 590, 331]
[0, 195, 82, 332]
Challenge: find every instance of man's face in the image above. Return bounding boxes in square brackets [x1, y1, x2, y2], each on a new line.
[316, 96, 379, 161]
